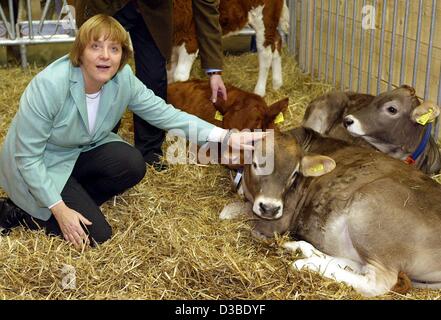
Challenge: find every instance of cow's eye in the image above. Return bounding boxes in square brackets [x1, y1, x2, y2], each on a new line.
[387, 106, 398, 114]
[252, 161, 257, 169]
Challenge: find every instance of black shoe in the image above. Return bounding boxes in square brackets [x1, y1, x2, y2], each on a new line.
[0, 197, 27, 235]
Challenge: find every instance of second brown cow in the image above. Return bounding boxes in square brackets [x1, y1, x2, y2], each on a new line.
[302, 85, 441, 175]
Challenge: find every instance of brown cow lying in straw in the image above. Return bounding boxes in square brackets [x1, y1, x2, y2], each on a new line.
[221, 127, 441, 296]
[302, 85, 441, 175]
[168, 80, 288, 131]
[167, 79, 288, 167]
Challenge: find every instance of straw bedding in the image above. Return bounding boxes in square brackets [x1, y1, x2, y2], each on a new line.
[0, 50, 439, 300]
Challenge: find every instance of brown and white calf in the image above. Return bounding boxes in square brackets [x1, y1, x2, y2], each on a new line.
[223, 128, 441, 296]
[167, 79, 288, 167]
[302, 85, 441, 175]
[169, 0, 289, 96]
[168, 80, 288, 130]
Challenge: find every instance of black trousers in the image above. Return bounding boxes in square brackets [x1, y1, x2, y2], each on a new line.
[113, 2, 167, 164]
[20, 142, 146, 245]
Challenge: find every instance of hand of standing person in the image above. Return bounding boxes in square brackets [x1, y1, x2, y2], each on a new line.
[210, 74, 227, 103]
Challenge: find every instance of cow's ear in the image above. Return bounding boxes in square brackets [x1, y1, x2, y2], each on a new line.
[399, 84, 416, 96]
[411, 101, 440, 125]
[268, 97, 289, 120]
[213, 96, 229, 114]
[300, 154, 336, 177]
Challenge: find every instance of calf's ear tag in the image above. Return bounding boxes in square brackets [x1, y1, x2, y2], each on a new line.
[301, 155, 336, 177]
[309, 163, 325, 174]
[214, 111, 224, 121]
[416, 108, 433, 125]
[274, 112, 285, 124]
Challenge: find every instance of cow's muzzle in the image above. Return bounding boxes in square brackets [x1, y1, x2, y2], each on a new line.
[253, 197, 283, 220]
[343, 115, 366, 136]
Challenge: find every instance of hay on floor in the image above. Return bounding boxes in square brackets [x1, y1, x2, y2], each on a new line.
[0, 50, 439, 300]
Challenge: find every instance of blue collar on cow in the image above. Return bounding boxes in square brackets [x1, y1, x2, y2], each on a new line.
[404, 122, 432, 165]
[233, 168, 243, 191]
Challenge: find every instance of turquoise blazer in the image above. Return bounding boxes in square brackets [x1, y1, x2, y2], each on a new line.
[0, 55, 215, 221]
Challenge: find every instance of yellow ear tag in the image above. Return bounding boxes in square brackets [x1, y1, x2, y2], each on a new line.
[310, 163, 325, 174]
[274, 112, 285, 124]
[416, 108, 433, 125]
[214, 111, 224, 121]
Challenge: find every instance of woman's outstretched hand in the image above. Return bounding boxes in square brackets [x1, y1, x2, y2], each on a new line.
[225, 130, 268, 151]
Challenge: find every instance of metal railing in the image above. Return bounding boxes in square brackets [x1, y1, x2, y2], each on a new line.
[1, 1, 261, 68]
[0, 0, 76, 68]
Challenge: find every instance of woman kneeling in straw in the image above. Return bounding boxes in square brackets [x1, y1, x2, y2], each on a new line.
[0, 14, 265, 248]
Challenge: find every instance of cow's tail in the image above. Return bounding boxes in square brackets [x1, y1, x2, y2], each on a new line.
[278, 0, 290, 35]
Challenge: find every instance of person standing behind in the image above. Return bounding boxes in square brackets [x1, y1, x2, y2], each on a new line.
[73, 0, 227, 169]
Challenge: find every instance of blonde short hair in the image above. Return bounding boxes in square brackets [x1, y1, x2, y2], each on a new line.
[69, 14, 132, 71]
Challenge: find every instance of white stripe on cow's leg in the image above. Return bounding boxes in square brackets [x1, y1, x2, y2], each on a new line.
[174, 43, 198, 82]
[254, 45, 273, 96]
[285, 241, 364, 274]
[248, 5, 271, 97]
[272, 49, 283, 90]
[294, 256, 398, 297]
[167, 46, 180, 84]
[284, 241, 327, 259]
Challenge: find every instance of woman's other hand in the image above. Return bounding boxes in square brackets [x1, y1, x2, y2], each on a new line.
[51, 201, 92, 248]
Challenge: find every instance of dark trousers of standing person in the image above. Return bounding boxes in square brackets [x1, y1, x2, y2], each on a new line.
[112, 2, 167, 165]
[1, 142, 146, 245]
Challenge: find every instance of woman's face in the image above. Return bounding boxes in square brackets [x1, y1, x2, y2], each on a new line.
[80, 35, 122, 92]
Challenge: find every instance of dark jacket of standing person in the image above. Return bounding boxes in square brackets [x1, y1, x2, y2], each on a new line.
[73, 0, 223, 70]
